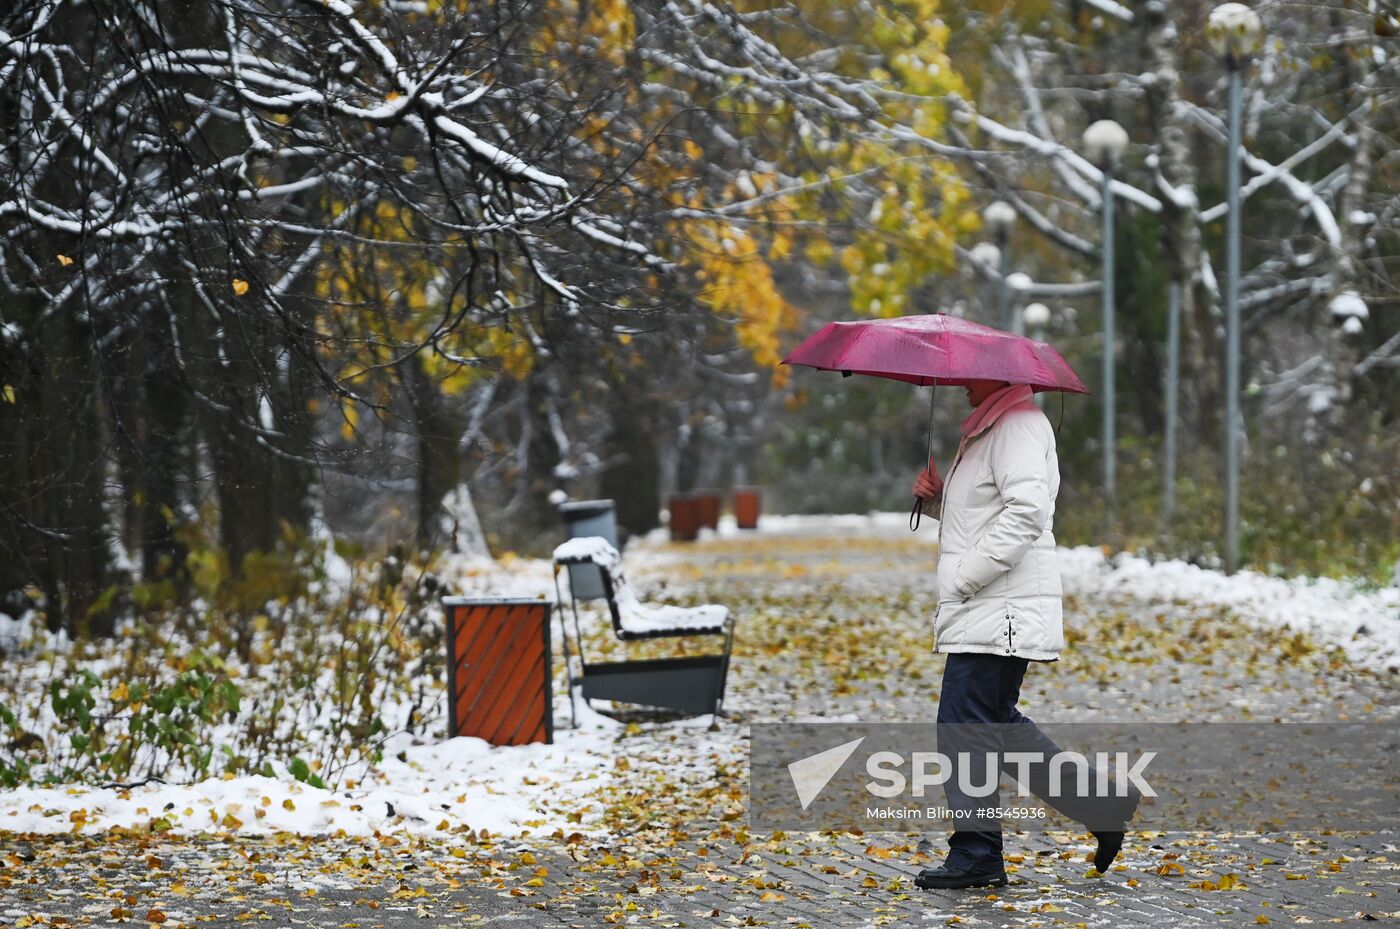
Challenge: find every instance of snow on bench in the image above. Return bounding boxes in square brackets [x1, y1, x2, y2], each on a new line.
[553, 537, 729, 636]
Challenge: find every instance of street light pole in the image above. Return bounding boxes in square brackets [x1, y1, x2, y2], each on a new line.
[996, 231, 1011, 330]
[1163, 281, 1181, 537]
[1082, 119, 1129, 535]
[1006, 273, 1033, 336]
[1101, 162, 1117, 526]
[1224, 63, 1244, 574]
[982, 201, 1016, 330]
[1208, 2, 1262, 575]
[1024, 302, 1052, 408]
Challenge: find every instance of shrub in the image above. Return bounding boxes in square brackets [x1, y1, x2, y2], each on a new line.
[0, 537, 448, 789]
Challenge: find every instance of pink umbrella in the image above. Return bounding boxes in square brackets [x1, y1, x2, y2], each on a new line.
[781, 313, 1088, 528]
[781, 313, 1088, 393]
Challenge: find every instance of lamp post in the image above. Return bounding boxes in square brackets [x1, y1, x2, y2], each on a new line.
[1163, 282, 1181, 540]
[1023, 302, 1051, 335]
[1208, 2, 1263, 575]
[982, 201, 1016, 330]
[1023, 302, 1052, 408]
[1006, 273, 1033, 335]
[969, 241, 1002, 326]
[1082, 118, 1129, 533]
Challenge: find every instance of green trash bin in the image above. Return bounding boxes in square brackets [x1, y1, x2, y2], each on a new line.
[558, 499, 617, 600]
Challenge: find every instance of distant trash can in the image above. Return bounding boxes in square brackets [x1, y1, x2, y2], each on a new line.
[695, 492, 721, 531]
[669, 495, 701, 542]
[442, 598, 552, 746]
[559, 499, 617, 600]
[734, 488, 761, 530]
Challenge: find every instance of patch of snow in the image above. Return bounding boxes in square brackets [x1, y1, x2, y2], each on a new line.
[0, 609, 32, 654]
[613, 583, 728, 635]
[1058, 546, 1400, 673]
[720, 511, 940, 541]
[0, 705, 707, 840]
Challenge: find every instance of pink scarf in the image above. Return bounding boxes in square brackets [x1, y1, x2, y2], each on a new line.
[944, 383, 1035, 480]
[928, 383, 1035, 530]
[960, 383, 1035, 439]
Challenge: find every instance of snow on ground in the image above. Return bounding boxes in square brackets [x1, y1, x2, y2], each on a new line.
[0, 685, 739, 841]
[2, 513, 1395, 840]
[1058, 546, 1400, 672]
[0, 699, 602, 839]
[642, 510, 942, 543]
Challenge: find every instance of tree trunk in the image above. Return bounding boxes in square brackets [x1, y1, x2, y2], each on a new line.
[599, 386, 663, 539]
[0, 296, 114, 636]
[106, 309, 191, 589]
[405, 353, 468, 552]
[1141, 1, 1220, 444]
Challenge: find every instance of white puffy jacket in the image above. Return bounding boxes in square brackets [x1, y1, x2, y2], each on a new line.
[934, 401, 1065, 661]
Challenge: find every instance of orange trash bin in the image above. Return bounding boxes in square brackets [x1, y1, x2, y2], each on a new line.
[733, 488, 761, 529]
[442, 597, 553, 745]
[695, 492, 721, 530]
[669, 495, 700, 541]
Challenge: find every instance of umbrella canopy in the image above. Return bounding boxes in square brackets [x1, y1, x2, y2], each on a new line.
[781, 313, 1089, 394]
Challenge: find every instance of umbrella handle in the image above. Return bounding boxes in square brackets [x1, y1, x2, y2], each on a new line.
[910, 384, 937, 532]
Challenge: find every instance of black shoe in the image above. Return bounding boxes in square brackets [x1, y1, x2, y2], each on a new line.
[914, 860, 1008, 890]
[1090, 789, 1142, 873]
[1090, 830, 1124, 873]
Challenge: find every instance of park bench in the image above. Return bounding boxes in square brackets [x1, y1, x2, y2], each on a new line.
[552, 536, 734, 727]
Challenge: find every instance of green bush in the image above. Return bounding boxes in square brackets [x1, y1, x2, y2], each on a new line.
[23, 657, 242, 784]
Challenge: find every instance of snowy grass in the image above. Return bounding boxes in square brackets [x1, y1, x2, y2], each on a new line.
[0, 541, 743, 840]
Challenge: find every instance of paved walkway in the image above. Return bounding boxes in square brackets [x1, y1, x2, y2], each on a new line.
[3, 528, 1398, 927]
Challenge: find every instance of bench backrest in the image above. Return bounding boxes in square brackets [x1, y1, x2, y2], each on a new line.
[554, 537, 629, 638]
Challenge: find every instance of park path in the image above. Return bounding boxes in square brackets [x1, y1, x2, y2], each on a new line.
[3, 523, 1397, 927]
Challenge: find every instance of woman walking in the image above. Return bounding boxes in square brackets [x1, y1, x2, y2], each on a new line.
[911, 378, 1138, 890]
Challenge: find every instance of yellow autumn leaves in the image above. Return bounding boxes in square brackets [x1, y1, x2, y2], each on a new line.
[687, 222, 799, 380]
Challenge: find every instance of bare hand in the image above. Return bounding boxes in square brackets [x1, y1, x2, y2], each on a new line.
[912, 459, 943, 500]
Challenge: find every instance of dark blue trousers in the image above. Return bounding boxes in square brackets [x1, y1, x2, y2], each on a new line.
[936, 652, 1119, 866]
